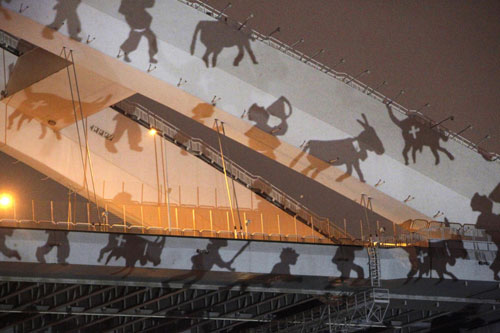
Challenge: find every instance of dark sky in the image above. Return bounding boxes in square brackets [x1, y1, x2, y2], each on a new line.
[204, 0, 500, 154]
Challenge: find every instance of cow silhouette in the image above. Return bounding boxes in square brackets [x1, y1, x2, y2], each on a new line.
[290, 114, 384, 182]
[386, 103, 454, 165]
[119, 0, 158, 64]
[98, 234, 165, 276]
[42, 0, 82, 41]
[190, 21, 258, 67]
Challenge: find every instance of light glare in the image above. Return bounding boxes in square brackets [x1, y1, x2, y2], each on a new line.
[0, 194, 13, 208]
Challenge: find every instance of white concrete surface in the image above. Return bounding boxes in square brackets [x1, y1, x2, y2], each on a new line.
[1, 0, 499, 224]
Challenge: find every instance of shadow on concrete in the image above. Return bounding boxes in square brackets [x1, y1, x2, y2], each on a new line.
[471, 183, 500, 280]
[245, 96, 292, 159]
[125, 94, 395, 239]
[7, 86, 111, 140]
[290, 113, 384, 183]
[386, 103, 454, 165]
[192, 102, 215, 125]
[190, 21, 258, 68]
[36, 230, 70, 264]
[42, 0, 82, 41]
[0, 0, 11, 20]
[98, 234, 165, 277]
[105, 113, 144, 153]
[119, 0, 158, 64]
[330, 246, 364, 285]
[404, 219, 468, 284]
[0, 229, 21, 260]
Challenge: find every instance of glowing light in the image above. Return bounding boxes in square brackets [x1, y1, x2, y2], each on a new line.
[0, 194, 13, 208]
[149, 128, 157, 136]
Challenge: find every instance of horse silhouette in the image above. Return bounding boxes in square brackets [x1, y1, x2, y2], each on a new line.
[42, 0, 82, 41]
[245, 96, 292, 159]
[386, 103, 454, 165]
[471, 185, 500, 280]
[98, 234, 165, 276]
[190, 21, 258, 67]
[119, 0, 158, 63]
[290, 114, 384, 182]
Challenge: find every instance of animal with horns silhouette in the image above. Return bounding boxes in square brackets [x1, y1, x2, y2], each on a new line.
[290, 114, 384, 182]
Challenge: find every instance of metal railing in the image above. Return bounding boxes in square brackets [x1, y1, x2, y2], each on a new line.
[177, 0, 499, 163]
[112, 100, 350, 242]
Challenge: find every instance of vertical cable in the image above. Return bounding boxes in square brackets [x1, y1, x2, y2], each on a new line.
[160, 136, 172, 231]
[69, 50, 101, 222]
[2, 49, 6, 97]
[214, 119, 237, 238]
[220, 122, 243, 233]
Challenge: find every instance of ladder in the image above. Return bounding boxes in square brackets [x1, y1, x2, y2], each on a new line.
[367, 246, 380, 287]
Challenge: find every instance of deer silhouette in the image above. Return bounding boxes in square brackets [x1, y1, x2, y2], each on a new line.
[386, 103, 454, 165]
[190, 21, 258, 68]
[290, 114, 384, 182]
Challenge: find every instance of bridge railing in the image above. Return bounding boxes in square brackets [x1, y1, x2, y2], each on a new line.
[112, 100, 349, 242]
[176, 0, 499, 163]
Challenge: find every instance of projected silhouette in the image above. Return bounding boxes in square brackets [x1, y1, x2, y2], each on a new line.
[0, 229, 21, 260]
[290, 114, 384, 182]
[190, 21, 258, 67]
[105, 113, 143, 153]
[36, 230, 70, 264]
[119, 0, 158, 64]
[331, 246, 364, 283]
[270, 247, 299, 275]
[192, 103, 215, 125]
[471, 184, 500, 280]
[245, 96, 292, 159]
[386, 103, 454, 165]
[0, 0, 11, 20]
[42, 0, 82, 41]
[404, 219, 468, 284]
[7, 87, 111, 140]
[98, 234, 165, 276]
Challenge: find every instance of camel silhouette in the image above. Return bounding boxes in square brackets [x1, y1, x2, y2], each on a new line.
[386, 103, 454, 165]
[190, 21, 258, 67]
[42, 0, 82, 41]
[119, 0, 158, 63]
[245, 96, 292, 159]
[290, 114, 384, 182]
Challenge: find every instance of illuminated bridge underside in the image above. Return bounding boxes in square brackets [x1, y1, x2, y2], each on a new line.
[0, 228, 500, 332]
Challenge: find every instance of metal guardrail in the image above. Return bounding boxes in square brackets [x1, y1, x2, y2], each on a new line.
[112, 100, 349, 242]
[177, 0, 499, 163]
[0, 29, 20, 56]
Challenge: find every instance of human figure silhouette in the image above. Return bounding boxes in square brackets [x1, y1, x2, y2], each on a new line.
[42, 0, 82, 41]
[331, 246, 364, 283]
[386, 103, 454, 165]
[270, 247, 299, 275]
[119, 0, 158, 64]
[190, 21, 258, 67]
[0, 0, 12, 20]
[0, 229, 21, 260]
[290, 114, 384, 182]
[105, 114, 143, 153]
[471, 184, 500, 280]
[245, 96, 292, 159]
[36, 231, 70, 264]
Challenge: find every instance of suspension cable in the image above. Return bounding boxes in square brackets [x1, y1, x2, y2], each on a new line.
[219, 121, 243, 233]
[63, 47, 92, 210]
[214, 119, 237, 238]
[68, 50, 101, 223]
[2, 48, 6, 97]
